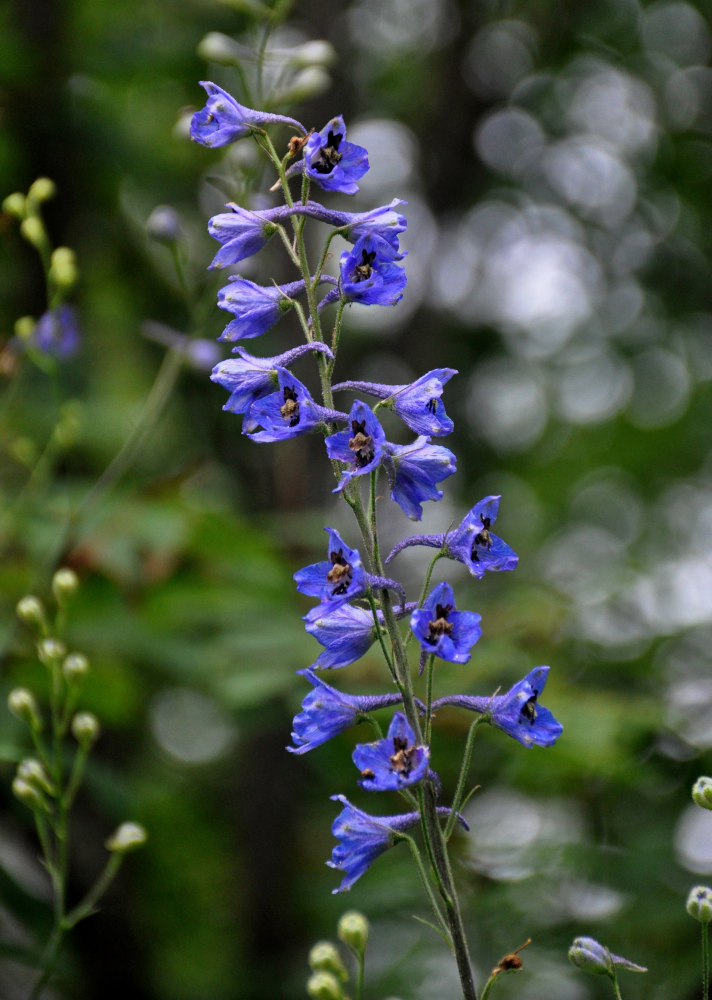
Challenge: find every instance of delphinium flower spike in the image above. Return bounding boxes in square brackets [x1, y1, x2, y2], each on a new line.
[190, 81, 306, 147]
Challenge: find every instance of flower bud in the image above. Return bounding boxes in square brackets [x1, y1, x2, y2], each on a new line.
[687, 886, 712, 923]
[274, 67, 330, 105]
[49, 247, 78, 291]
[288, 40, 337, 69]
[52, 567, 79, 604]
[17, 758, 54, 795]
[306, 971, 343, 1000]
[568, 937, 646, 977]
[62, 652, 89, 683]
[196, 32, 245, 65]
[16, 595, 46, 630]
[3, 192, 26, 217]
[146, 205, 183, 245]
[105, 821, 148, 853]
[14, 316, 36, 341]
[38, 638, 67, 665]
[12, 776, 48, 811]
[308, 941, 348, 981]
[71, 711, 100, 747]
[20, 216, 46, 248]
[337, 910, 369, 952]
[693, 777, 712, 810]
[8, 688, 42, 729]
[28, 178, 57, 203]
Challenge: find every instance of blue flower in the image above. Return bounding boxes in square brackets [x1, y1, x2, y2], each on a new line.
[325, 400, 387, 491]
[431, 667, 563, 748]
[386, 495, 518, 579]
[569, 937, 647, 977]
[328, 795, 467, 893]
[333, 369, 457, 437]
[217, 276, 307, 342]
[246, 369, 347, 442]
[352, 713, 430, 792]
[210, 342, 333, 429]
[385, 436, 457, 521]
[288, 670, 402, 755]
[286, 200, 407, 256]
[207, 203, 298, 269]
[190, 81, 306, 147]
[29, 306, 81, 359]
[294, 528, 368, 618]
[303, 116, 369, 194]
[339, 235, 407, 306]
[304, 601, 417, 671]
[410, 582, 482, 664]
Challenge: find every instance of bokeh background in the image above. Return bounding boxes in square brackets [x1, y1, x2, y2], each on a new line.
[2, 0, 712, 997]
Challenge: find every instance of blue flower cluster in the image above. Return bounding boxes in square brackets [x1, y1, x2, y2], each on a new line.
[192, 82, 562, 897]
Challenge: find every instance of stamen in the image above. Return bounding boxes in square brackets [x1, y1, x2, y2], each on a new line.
[389, 736, 419, 776]
[427, 398, 438, 414]
[520, 694, 538, 724]
[426, 603, 454, 644]
[313, 130, 343, 174]
[474, 515, 492, 551]
[326, 547, 353, 595]
[353, 249, 376, 283]
[280, 385, 301, 426]
[348, 418, 375, 466]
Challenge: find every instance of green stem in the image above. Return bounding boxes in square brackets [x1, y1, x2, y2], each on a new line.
[425, 654, 435, 745]
[445, 719, 484, 840]
[64, 852, 124, 929]
[402, 833, 450, 941]
[703, 921, 710, 1000]
[610, 968, 624, 1000]
[404, 551, 444, 651]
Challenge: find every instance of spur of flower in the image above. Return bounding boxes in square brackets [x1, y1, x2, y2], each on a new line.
[352, 713, 430, 792]
[190, 81, 306, 147]
[328, 795, 466, 893]
[387, 494, 518, 578]
[302, 116, 369, 194]
[325, 400, 387, 491]
[431, 666, 563, 748]
[410, 581, 482, 664]
[288, 670, 402, 755]
[245, 369, 347, 442]
[285, 199, 408, 256]
[338, 234, 407, 306]
[384, 437, 457, 521]
[333, 368, 457, 437]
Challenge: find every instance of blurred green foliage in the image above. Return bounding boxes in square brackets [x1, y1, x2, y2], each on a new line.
[2, 0, 712, 998]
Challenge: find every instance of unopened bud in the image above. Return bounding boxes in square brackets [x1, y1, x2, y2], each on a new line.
[288, 40, 336, 69]
[52, 567, 79, 603]
[274, 67, 330, 104]
[38, 638, 67, 665]
[28, 178, 57, 203]
[16, 595, 46, 629]
[71, 711, 100, 747]
[3, 192, 26, 217]
[337, 910, 369, 952]
[62, 652, 89, 682]
[105, 821, 148, 853]
[17, 758, 54, 795]
[196, 32, 245, 64]
[687, 886, 712, 923]
[49, 247, 78, 290]
[14, 316, 37, 341]
[146, 205, 183, 244]
[308, 941, 348, 980]
[12, 776, 48, 811]
[8, 688, 42, 729]
[568, 937, 646, 977]
[693, 777, 712, 810]
[20, 216, 46, 248]
[306, 971, 343, 1000]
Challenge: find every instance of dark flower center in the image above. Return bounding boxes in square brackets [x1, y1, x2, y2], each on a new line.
[349, 419, 375, 467]
[426, 603, 454, 644]
[352, 249, 377, 283]
[389, 735, 419, 776]
[313, 130, 343, 174]
[519, 692, 539, 725]
[472, 515, 492, 561]
[426, 397, 438, 415]
[326, 547, 353, 595]
[280, 385, 301, 426]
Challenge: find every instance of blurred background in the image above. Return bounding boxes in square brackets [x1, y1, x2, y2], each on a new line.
[2, 0, 712, 997]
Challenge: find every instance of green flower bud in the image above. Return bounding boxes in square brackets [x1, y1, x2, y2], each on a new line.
[2, 192, 26, 217]
[38, 638, 67, 665]
[62, 652, 89, 683]
[692, 777, 712, 810]
[196, 32, 245, 65]
[17, 758, 54, 795]
[14, 316, 36, 341]
[308, 941, 348, 981]
[306, 971, 343, 1000]
[568, 937, 646, 977]
[8, 688, 42, 729]
[51, 567, 79, 604]
[687, 886, 712, 923]
[20, 216, 46, 248]
[28, 177, 57, 202]
[337, 910, 369, 953]
[49, 247, 78, 291]
[105, 821, 148, 853]
[12, 776, 48, 811]
[71, 711, 100, 747]
[16, 595, 46, 629]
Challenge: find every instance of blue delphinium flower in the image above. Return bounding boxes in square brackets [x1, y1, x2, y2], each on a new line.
[304, 601, 416, 671]
[329, 795, 468, 892]
[29, 305, 81, 359]
[246, 369, 347, 442]
[352, 712, 429, 792]
[210, 342, 333, 429]
[288, 670, 402, 755]
[339, 235, 407, 306]
[325, 400, 387, 491]
[431, 666, 563, 748]
[410, 581, 482, 664]
[385, 437, 457, 521]
[303, 116, 369, 194]
[207, 203, 295, 269]
[190, 81, 306, 147]
[569, 937, 647, 977]
[284, 200, 407, 256]
[333, 369, 457, 437]
[217, 276, 313, 343]
[386, 495, 518, 578]
[295, 528, 368, 617]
